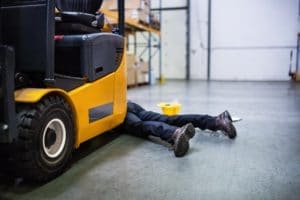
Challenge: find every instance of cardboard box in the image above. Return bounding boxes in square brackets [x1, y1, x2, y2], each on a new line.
[102, 0, 150, 11]
[150, 13, 160, 30]
[296, 72, 300, 81]
[136, 61, 149, 84]
[136, 71, 149, 84]
[126, 53, 137, 86]
[126, 9, 150, 24]
[101, 0, 150, 23]
[126, 53, 137, 69]
[101, 0, 114, 10]
[126, 0, 149, 10]
[125, 55, 150, 85]
[127, 67, 137, 86]
[137, 61, 149, 72]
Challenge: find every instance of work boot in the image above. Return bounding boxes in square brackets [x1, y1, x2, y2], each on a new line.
[215, 110, 237, 139]
[221, 110, 233, 122]
[171, 123, 195, 157]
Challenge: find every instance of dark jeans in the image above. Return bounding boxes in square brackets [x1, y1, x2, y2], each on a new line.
[122, 101, 217, 142]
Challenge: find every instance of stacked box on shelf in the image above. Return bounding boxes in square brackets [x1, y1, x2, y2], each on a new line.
[150, 13, 160, 30]
[126, 53, 137, 87]
[102, 0, 151, 24]
[125, 54, 150, 86]
[136, 61, 149, 84]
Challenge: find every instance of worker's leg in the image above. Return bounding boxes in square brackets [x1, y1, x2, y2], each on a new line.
[139, 110, 217, 131]
[127, 101, 146, 114]
[123, 112, 195, 157]
[127, 101, 216, 130]
[127, 101, 236, 139]
[139, 110, 236, 139]
[123, 112, 177, 141]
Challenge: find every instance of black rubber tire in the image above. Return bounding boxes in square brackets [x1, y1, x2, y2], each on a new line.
[0, 144, 13, 174]
[14, 95, 74, 182]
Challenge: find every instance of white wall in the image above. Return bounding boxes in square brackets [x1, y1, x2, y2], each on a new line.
[160, 10, 187, 79]
[191, 0, 300, 80]
[134, 0, 299, 80]
[190, 0, 208, 79]
[152, 0, 186, 7]
[151, 0, 187, 79]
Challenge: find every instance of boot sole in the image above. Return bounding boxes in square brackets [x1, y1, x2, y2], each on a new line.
[183, 123, 196, 139]
[220, 120, 237, 139]
[227, 123, 237, 139]
[174, 133, 189, 157]
[224, 110, 233, 122]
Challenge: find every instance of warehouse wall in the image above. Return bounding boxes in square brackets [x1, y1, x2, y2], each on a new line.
[151, 0, 187, 79]
[191, 0, 300, 80]
[190, 0, 208, 80]
[160, 10, 187, 79]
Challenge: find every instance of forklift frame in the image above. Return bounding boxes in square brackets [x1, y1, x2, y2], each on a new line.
[0, 0, 126, 182]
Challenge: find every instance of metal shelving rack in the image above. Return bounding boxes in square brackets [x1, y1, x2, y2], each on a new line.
[101, 1, 161, 85]
[102, 0, 191, 83]
[126, 0, 162, 85]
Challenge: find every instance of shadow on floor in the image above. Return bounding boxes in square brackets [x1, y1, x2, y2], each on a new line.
[0, 130, 123, 197]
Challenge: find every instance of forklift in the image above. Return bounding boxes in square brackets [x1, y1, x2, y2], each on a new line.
[0, 0, 126, 182]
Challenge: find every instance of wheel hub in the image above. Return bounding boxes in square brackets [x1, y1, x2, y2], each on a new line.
[45, 128, 57, 148]
[42, 118, 66, 158]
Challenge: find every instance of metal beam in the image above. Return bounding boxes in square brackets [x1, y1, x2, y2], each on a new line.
[151, 6, 188, 11]
[118, 0, 125, 36]
[134, 32, 137, 54]
[207, 0, 212, 81]
[159, 0, 163, 82]
[296, 33, 300, 74]
[186, 0, 191, 80]
[148, 31, 152, 84]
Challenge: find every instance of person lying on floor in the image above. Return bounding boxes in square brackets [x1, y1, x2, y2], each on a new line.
[121, 101, 237, 157]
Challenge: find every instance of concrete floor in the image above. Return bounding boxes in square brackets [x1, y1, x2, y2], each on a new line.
[1, 81, 300, 200]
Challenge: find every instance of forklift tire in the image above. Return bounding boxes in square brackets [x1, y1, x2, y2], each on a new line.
[0, 144, 13, 174]
[15, 95, 74, 182]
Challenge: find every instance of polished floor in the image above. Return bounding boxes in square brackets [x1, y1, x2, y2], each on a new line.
[1, 81, 300, 200]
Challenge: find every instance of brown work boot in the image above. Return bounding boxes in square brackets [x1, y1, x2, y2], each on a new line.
[215, 110, 237, 139]
[172, 123, 195, 157]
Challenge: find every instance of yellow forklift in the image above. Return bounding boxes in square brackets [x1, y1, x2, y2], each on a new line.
[0, 0, 126, 181]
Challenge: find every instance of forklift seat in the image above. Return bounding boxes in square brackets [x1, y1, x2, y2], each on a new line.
[55, 0, 104, 34]
[54, 0, 124, 83]
[56, 0, 103, 13]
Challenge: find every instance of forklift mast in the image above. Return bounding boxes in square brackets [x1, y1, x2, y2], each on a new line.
[1, 0, 55, 87]
[0, 0, 56, 143]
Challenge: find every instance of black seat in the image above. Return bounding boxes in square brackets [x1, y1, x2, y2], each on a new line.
[56, 0, 103, 13]
[54, 0, 124, 85]
[55, 0, 104, 34]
